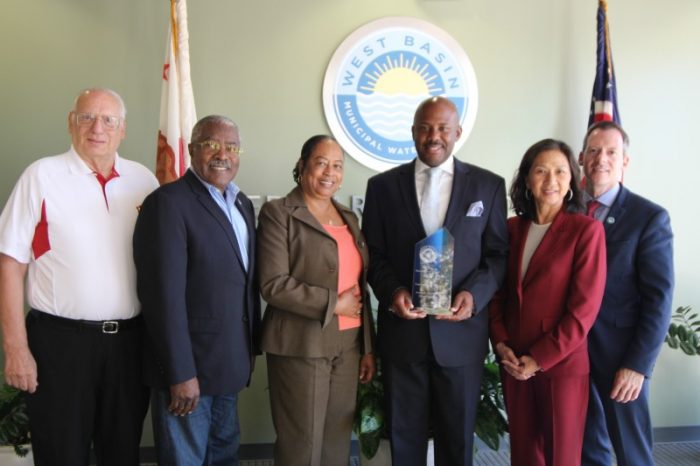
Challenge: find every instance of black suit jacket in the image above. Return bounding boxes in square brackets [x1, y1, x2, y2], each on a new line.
[362, 158, 508, 367]
[134, 170, 261, 395]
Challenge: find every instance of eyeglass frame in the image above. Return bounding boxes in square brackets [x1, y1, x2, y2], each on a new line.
[189, 140, 244, 156]
[71, 111, 123, 130]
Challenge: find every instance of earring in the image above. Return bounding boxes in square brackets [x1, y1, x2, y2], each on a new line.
[525, 189, 532, 200]
[566, 189, 573, 201]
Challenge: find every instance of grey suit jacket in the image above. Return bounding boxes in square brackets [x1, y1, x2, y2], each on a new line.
[257, 186, 374, 358]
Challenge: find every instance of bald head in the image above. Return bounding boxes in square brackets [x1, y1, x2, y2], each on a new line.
[413, 97, 458, 126]
[412, 97, 462, 167]
[73, 88, 126, 118]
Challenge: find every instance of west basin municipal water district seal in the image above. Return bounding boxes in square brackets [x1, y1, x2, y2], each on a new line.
[323, 16, 478, 172]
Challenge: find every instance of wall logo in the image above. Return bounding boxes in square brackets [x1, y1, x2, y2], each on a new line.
[323, 17, 478, 172]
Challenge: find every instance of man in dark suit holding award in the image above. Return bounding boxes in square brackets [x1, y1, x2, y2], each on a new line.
[581, 121, 674, 466]
[133, 115, 260, 465]
[362, 97, 508, 466]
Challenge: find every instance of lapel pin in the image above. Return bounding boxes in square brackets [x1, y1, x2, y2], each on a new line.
[607, 217, 615, 224]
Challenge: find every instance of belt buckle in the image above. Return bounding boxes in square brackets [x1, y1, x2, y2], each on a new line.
[102, 321, 119, 334]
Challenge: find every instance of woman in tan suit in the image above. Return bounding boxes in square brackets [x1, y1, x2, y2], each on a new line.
[257, 135, 375, 466]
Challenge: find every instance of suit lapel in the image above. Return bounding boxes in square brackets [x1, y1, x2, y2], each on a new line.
[286, 186, 367, 248]
[602, 185, 628, 237]
[510, 218, 528, 304]
[286, 186, 333, 238]
[184, 171, 247, 270]
[337, 203, 369, 269]
[397, 161, 426, 235]
[444, 159, 470, 232]
[235, 192, 256, 279]
[522, 210, 569, 288]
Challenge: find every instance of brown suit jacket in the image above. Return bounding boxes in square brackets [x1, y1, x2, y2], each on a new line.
[257, 186, 374, 358]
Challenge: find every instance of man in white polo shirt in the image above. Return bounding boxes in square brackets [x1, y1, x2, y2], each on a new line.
[0, 88, 158, 465]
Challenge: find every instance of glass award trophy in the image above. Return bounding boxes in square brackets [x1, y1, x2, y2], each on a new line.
[412, 227, 454, 315]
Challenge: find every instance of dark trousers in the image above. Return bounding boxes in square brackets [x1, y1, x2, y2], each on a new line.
[25, 310, 149, 466]
[583, 372, 653, 466]
[383, 355, 483, 466]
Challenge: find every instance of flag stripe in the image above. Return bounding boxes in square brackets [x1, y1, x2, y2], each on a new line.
[156, 0, 196, 185]
[588, 0, 621, 127]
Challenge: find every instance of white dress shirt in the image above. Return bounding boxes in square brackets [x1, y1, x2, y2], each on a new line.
[415, 155, 454, 233]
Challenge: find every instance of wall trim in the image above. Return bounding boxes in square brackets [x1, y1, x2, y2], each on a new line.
[654, 425, 700, 443]
[140, 430, 700, 461]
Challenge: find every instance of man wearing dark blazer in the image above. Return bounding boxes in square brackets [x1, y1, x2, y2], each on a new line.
[362, 97, 508, 466]
[133, 115, 260, 465]
[580, 121, 674, 466]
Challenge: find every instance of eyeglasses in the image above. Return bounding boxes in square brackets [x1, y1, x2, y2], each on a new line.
[73, 112, 122, 130]
[191, 140, 244, 155]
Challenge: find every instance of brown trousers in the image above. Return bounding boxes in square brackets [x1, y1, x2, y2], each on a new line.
[267, 322, 360, 466]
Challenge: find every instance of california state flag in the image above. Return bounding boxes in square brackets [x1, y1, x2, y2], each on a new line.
[156, 0, 196, 185]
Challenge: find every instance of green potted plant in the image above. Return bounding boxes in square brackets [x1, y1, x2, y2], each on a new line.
[354, 351, 508, 460]
[475, 352, 509, 451]
[354, 360, 386, 459]
[0, 383, 30, 457]
[665, 306, 700, 356]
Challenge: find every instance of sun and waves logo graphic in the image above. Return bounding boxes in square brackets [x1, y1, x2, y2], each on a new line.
[323, 17, 478, 172]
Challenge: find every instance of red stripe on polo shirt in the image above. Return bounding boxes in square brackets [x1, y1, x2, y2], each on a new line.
[94, 167, 120, 210]
[32, 200, 51, 259]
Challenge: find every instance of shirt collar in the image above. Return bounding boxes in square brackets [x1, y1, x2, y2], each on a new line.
[67, 146, 121, 176]
[189, 168, 241, 200]
[414, 155, 455, 176]
[584, 182, 620, 207]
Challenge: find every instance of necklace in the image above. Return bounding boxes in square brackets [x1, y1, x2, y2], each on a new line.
[306, 196, 342, 226]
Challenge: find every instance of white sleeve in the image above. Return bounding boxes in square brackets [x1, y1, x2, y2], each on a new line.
[0, 164, 43, 264]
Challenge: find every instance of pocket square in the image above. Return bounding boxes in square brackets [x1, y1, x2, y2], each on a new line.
[466, 201, 484, 217]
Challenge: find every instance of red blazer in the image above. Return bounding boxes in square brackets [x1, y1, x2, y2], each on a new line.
[489, 210, 607, 377]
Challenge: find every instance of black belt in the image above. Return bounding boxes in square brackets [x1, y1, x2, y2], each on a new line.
[29, 309, 142, 334]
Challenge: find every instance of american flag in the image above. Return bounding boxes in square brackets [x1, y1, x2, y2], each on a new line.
[588, 0, 621, 126]
[155, 0, 197, 185]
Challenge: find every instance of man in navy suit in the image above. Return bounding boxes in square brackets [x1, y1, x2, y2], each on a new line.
[362, 97, 508, 466]
[133, 115, 260, 465]
[580, 121, 674, 466]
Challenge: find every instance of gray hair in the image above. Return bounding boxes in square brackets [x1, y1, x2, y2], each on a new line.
[73, 88, 127, 118]
[191, 115, 239, 142]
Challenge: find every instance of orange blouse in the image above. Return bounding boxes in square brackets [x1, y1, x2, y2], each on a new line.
[324, 224, 362, 330]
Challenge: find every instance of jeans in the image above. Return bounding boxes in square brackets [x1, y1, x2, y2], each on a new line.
[151, 389, 240, 465]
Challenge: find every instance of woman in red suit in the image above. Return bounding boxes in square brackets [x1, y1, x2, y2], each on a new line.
[489, 139, 607, 466]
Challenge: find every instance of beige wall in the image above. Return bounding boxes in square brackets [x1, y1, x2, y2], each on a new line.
[1, 0, 699, 444]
